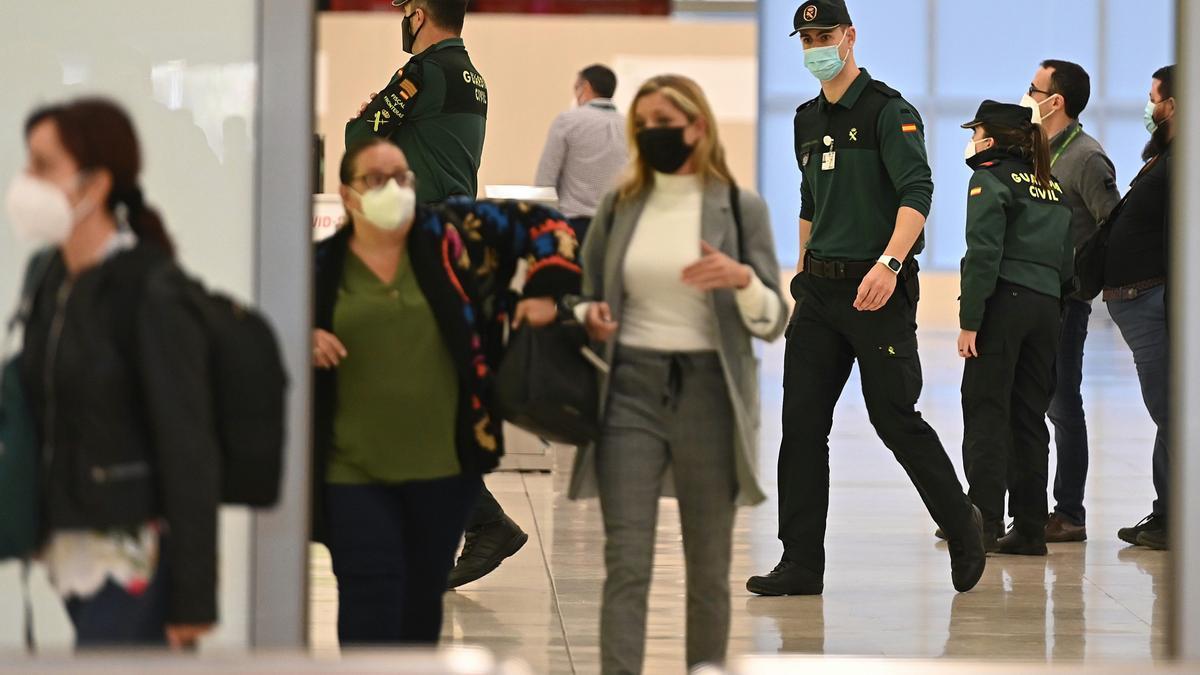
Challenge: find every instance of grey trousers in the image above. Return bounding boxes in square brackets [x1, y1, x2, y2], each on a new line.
[596, 346, 738, 675]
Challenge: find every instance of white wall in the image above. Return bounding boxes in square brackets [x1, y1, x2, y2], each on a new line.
[0, 1, 260, 652]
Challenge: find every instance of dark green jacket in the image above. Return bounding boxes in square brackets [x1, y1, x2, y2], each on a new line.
[345, 38, 487, 204]
[795, 68, 933, 260]
[959, 149, 1073, 331]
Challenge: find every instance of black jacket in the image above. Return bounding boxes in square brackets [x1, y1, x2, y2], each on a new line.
[19, 244, 220, 624]
[311, 199, 581, 542]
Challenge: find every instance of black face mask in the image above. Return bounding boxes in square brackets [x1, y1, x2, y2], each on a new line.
[402, 12, 424, 54]
[636, 127, 695, 174]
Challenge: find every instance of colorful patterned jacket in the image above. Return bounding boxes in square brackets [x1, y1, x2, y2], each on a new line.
[311, 198, 580, 541]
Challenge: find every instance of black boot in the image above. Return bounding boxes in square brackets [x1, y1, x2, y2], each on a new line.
[447, 515, 529, 589]
[995, 528, 1048, 556]
[746, 560, 824, 597]
[948, 505, 987, 593]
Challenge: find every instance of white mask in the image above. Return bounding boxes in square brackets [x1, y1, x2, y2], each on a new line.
[355, 178, 415, 231]
[5, 173, 84, 245]
[964, 138, 991, 160]
[1018, 93, 1045, 125]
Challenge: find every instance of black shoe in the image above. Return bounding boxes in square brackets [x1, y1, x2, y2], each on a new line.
[1118, 514, 1166, 546]
[995, 529, 1048, 556]
[948, 505, 987, 593]
[447, 515, 529, 590]
[746, 560, 824, 597]
[982, 522, 1005, 553]
[1136, 529, 1169, 550]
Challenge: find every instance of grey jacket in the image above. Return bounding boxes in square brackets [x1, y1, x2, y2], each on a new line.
[1052, 122, 1121, 249]
[566, 179, 787, 506]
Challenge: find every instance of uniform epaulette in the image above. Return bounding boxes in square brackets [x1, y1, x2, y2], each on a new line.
[870, 80, 901, 98]
[796, 96, 820, 113]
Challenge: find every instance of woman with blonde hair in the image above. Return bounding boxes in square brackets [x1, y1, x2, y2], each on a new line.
[566, 74, 787, 674]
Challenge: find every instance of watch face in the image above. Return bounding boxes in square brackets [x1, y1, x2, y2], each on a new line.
[888, 259, 902, 272]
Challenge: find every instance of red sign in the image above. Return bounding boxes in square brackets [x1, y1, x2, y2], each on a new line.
[325, 0, 670, 14]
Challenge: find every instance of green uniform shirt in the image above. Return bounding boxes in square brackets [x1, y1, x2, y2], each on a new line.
[795, 69, 934, 261]
[328, 250, 461, 484]
[346, 38, 488, 204]
[959, 150, 1074, 331]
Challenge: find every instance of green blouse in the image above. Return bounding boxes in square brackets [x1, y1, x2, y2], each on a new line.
[327, 249, 461, 484]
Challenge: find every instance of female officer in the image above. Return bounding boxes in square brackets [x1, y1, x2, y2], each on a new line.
[957, 100, 1073, 556]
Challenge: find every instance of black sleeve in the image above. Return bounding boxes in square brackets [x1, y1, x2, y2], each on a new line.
[137, 266, 220, 624]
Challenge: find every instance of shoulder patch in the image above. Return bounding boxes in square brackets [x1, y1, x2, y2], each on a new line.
[901, 123, 919, 133]
[796, 95, 820, 113]
[870, 79, 901, 98]
[969, 186, 983, 197]
[979, 161, 996, 167]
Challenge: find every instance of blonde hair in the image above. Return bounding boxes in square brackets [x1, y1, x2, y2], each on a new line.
[617, 74, 736, 201]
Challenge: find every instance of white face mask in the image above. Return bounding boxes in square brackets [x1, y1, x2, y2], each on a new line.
[355, 178, 415, 232]
[964, 137, 992, 160]
[1018, 93, 1045, 125]
[5, 173, 90, 245]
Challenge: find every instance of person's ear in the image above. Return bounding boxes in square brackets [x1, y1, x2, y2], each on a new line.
[1164, 97, 1176, 118]
[79, 169, 113, 210]
[339, 184, 358, 213]
[845, 26, 857, 51]
[686, 116, 707, 146]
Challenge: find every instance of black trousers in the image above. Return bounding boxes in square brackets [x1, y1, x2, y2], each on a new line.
[779, 271, 973, 573]
[962, 283, 1061, 537]
[325, 474, 482, 646]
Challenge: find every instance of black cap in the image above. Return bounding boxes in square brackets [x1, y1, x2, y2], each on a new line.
[790, 0, 853, 36]
[962, 100, 1035, 130]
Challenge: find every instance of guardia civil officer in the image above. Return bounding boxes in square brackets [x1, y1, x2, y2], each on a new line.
[747, 0, 986, 597]
[958, 101, 1073, 556]
[347, 0, 488, 206]
[346, 0, 527, 590]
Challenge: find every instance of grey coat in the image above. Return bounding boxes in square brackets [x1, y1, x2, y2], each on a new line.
[566, 178, 788, 506]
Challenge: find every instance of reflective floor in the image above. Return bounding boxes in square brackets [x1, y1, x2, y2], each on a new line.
[310, 309, 1168, 673]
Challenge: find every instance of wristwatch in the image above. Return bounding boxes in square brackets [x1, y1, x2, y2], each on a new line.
[877, 255, 903, 274]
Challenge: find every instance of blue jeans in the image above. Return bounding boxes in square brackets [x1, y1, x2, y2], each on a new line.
[1106, 286, 1170, 517]
[325, 474, 482, 646]
[1049, 299, 1092, 525]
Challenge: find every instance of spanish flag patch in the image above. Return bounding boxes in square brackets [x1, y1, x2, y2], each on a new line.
[969, 186, 983, 197]
[901, 123, 918, 133]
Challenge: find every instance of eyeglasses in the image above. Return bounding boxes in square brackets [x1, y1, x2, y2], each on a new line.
[352, 170, 416, 191]
[1027, 84, 1054, 98]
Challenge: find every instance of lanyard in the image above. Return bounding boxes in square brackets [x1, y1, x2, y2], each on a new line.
[1050, 125, 1083, 167]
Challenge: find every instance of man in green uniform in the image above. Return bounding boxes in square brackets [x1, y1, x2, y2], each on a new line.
[347, 0, 526, 589]
[346, 0, 487, 205]
[747, 0, 985, 597]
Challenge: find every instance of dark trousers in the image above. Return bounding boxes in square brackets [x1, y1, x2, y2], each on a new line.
[779, 271, 973, 573]
[466, 484, 506, 530]
[65, 553, 170, 648]
[1106, 286, 1169, 517]
[1049, 299, 1092, 526]
[325, 474, 482, 646]
[568, 215, 592, 247]
[962, 284, 1061, 537]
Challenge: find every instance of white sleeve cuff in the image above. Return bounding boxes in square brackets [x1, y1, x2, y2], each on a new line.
[573, 301, 592, 325]
[735, 272, 780, 337]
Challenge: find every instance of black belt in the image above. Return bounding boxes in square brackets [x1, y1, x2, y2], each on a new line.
[1103, 277, 1165, 302]
[805, 254, 879, 280]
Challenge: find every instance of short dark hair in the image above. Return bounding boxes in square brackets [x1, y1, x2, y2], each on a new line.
[1040, 59, 1091, 119]
[579, 64, 617, 99]
[1153, 64, 1176, 100]
[412, 0, 467, 34]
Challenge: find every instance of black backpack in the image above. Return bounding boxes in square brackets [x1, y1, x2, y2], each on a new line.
[116, 252, 288, 507]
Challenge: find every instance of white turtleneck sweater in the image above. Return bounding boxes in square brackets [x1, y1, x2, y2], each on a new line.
[579, 172, 777, 352]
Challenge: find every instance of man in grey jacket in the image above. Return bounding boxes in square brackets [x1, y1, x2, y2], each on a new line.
[1025, 59, 1122, 542]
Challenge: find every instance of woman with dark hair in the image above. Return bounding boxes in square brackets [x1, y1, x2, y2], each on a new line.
[4, 98, 219, 647]
[956, 100, 1073, 556]
[311, 138, 578, 646]
[1106, 65, 1175, 550]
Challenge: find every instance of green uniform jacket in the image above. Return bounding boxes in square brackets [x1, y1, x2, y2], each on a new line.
[346, 38, 487, 204]
[959, 149, 1074, 331]
[795, 69, 933, 261]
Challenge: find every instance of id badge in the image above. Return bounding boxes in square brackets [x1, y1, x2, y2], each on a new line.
[821, 151, 836, 171]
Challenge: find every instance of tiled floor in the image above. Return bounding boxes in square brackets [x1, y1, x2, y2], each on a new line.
[310, 313, 1168, 673]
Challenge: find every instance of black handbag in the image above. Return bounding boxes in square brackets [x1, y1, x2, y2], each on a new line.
[494, 321, 601, 446]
